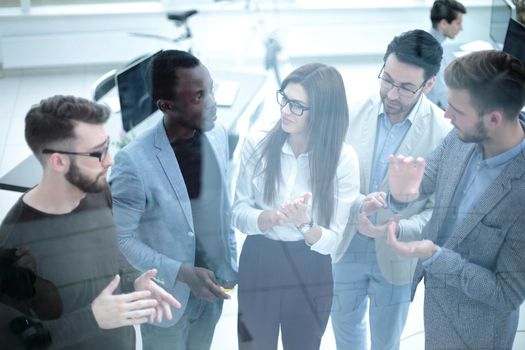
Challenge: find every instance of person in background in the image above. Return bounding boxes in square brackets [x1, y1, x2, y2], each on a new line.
[233, 63, 360, 350]
[427, 0, 467, 109]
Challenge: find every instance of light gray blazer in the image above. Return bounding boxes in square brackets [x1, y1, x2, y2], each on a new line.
[333, 94, 451, 285]
[109, 120, 238, 327]
[412, 129, 525, 349]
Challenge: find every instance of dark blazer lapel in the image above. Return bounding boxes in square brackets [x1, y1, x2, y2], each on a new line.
[446, 152, 525, 249]
[153, 121, 195, 231]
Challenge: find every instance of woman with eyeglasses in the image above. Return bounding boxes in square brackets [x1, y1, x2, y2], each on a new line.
[232, 63, 360, 350]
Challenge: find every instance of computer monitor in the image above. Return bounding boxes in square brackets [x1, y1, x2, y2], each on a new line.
[503, 19, 525, 66]
[116, 51, 161, 132]
[489, 0, 517, 48]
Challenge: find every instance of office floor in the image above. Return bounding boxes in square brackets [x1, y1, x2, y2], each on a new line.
[1, 58, 524, 349]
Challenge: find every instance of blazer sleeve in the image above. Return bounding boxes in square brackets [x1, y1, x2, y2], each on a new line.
[109, 149, 181, 290]
[424, 214, 525, 312]
[397, 195, 435, 242]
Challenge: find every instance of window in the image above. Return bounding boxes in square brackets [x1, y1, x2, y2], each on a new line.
[0, 0, 158, 8]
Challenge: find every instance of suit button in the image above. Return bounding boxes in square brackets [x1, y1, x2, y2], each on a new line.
[188, 231, 195, 237]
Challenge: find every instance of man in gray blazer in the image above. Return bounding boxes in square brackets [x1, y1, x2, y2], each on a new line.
[387, 50, 525, 349]
[331, 30, 451, 350]
[109, 50, 237, 350]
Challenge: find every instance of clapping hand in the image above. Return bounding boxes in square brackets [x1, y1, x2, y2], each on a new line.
[388, 155, 425, 203]
[280, 192, 312, 226]
[257, 210, 289, 232]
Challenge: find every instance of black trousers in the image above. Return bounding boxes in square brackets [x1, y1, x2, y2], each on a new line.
[238, 235, 333, 350]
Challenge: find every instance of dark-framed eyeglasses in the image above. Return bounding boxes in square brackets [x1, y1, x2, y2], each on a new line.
[276, 90, 310, 117]
[42, 137, 110, 162]
[377, 66, 426, 97]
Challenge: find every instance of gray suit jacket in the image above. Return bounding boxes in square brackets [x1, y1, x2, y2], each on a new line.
[109, 120, 238, 327]
[412, 129, 525, 349]
[333, 94, 451, 285]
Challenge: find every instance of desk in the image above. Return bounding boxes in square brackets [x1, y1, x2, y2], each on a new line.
[0, 70, 268, 193]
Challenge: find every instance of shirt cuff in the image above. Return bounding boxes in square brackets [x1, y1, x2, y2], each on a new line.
[396, 223, 404, 240]
[249, 209, 266, 235]
[357, 200, 364, 215]
[422, 245, 442, 267]
[310, 226, 336, 255]
[387, 192, 409, 213]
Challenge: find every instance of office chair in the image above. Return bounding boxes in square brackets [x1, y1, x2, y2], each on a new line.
[92, 69, 117, 101]
[129, 10, 198, 53]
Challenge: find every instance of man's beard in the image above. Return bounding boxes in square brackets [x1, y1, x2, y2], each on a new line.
[456, 118, 488, 144]
[380, 92, 420, 121]
[65, 160, 106, 193]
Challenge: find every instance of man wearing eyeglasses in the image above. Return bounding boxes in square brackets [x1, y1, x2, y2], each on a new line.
[0, 95, 181, 350]
[331, 30, 451, 350]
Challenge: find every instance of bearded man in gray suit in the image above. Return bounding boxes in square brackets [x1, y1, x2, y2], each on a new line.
[386, 50, 525, 349]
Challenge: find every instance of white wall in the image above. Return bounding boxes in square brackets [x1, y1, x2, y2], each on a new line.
[0, 0, 492, 70]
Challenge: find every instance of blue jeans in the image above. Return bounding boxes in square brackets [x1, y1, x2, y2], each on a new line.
[141, 292, 223, 350]
[331, 233, 411, 350]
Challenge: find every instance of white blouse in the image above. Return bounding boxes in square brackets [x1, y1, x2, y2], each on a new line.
[232, 129, 360, 255]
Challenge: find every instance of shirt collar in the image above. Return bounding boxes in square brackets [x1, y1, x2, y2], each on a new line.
[479, 136, 525, 169]
[430, 28, 446, 44]
[282, 139, 309, 158]
[282, 140, 294, 156]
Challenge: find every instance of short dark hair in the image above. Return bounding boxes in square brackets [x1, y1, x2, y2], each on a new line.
[151, 50, 200, 103]
[445, 50, 525, 120]
[25, 95, 110, 160]
[384, 29, 443, 80]
[431, 0, 467, 29]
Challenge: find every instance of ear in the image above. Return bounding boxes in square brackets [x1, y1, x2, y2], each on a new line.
[45, 153, 69, 174]
[438, 19, 448, 32]
[157, 100, 174, 113]
[423, 76, 436, 94]
[486, 110, 504, 128]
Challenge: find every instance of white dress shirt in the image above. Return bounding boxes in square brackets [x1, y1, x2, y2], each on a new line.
[233, 129, 360, 255]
